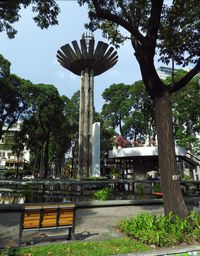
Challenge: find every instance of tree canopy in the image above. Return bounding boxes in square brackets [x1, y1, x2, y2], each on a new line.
[0, 54, 28, 138]
[0, 0, 60, 38]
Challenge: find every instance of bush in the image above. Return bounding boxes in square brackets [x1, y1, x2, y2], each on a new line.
[136, 183, 145, 194]
[22, 188, 34, 203]
[119, 212, 200, 247]
[94, 187, 112, 201]
[152, 184, 162, 193]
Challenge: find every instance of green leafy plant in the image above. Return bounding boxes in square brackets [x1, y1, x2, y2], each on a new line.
[94, 187, 112, 201]
[111, 168, 121, 179]
[22, 188, 34, 203]
[119, 211, 200, 247]
[136, 183, 145, 194]
[0, 248, 16, 256]
[152, 184, 162, 193]
[182, 174, 191, 181]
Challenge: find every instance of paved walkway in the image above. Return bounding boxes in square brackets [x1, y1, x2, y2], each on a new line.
[0, 205, 164, 248]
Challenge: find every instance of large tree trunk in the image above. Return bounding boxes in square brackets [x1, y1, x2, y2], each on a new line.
[154, 88, 188, 218]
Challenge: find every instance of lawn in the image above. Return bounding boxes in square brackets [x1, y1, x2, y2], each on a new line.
[0, 238, 151, 256]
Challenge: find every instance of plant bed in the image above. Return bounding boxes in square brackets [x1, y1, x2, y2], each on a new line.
[119, 211, 200, 247]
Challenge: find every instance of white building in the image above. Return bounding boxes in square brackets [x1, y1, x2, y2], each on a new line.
[108, 146, 200, 181]
[157, 66, 178, 80]
[0, 122, 30, 171]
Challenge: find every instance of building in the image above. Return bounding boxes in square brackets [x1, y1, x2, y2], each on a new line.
[0, 122, 30, 173]
[157, 66, 178, 80]
[108, 146, 200, 181]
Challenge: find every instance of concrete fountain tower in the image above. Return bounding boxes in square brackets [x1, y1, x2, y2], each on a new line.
[57, 33, 118, 178]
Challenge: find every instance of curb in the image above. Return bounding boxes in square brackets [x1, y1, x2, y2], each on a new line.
[0, 199, 163, 211]
[115, 245, 200, 256]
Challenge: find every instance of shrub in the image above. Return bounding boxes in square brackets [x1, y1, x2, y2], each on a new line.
[22, 188, 34, 203]
[136, 183, 145, 194]
[119, 212, 200, 247]
[111, 168, 122, 179]
[152, 184, 162, 193]
[94, 187, 112, 201]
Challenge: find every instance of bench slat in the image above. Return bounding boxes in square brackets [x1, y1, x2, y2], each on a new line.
[41, 220, 57, 227]
[24, 221, 40, 229]
[59, 221, 73, 226]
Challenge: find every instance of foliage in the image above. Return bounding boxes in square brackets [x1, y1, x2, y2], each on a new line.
[0, 0, 60, 38]
[123, 81, 156, 142]
[152, 184, 162, 193]
[101, 83, 132, 135]
[19, 83, 72, 178]
[116, 135, 129, 148]
[3, 169, 23, 178]
[136, 183, 145, 195]
[22, 188, 34, 203]
[111, 135, 129, 148]
[0, 54, 28, 139]
[171, 72, 200, 154]
[119, 212, 200, 247]
[94, 187, 112, 201]
[111, 168, 122, 179]
[0, 248, 16, 256]
[101, 81, 156, 145]
[182, 175, 191, 181]
[0, 238, 150, 256]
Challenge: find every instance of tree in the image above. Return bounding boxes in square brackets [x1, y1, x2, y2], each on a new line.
[171, 72, 200, 154]
[0, 54, 28, 139]
[0, 0, 60, 38]
[78, 0, 200, 218]
[123, 80, 156, 143]
[20, 83, 69, 178]
[101, 83, 132, 135]
[63, 91, 80, 174]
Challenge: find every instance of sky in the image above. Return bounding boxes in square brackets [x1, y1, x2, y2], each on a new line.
[0, 1, 145, 112]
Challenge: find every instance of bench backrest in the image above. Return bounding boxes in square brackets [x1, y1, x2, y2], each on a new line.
[22, 203, 75, 230]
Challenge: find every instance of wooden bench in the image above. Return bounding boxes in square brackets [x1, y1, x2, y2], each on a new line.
[19, 203, 76, 246]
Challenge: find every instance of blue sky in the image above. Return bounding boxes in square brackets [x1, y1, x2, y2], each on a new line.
[0, 1, 143, 112]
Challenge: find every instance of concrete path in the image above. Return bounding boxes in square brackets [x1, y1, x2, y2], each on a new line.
[0, 205, 164, 248]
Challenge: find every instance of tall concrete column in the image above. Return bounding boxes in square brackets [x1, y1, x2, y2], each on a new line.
[78, 71, 85, 178]
[57, 33, 118, 178]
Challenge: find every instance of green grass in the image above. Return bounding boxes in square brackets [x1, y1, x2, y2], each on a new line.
[0, 238, 150, 256]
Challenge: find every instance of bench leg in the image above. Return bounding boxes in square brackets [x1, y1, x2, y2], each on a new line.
[18, 227, 22, 247]
[67, 227, 75, 240]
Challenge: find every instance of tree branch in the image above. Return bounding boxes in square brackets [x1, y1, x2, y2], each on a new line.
[146, 0, 164, 55]
[170, 60, 200, 94]
[91, 0, 144, 44]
